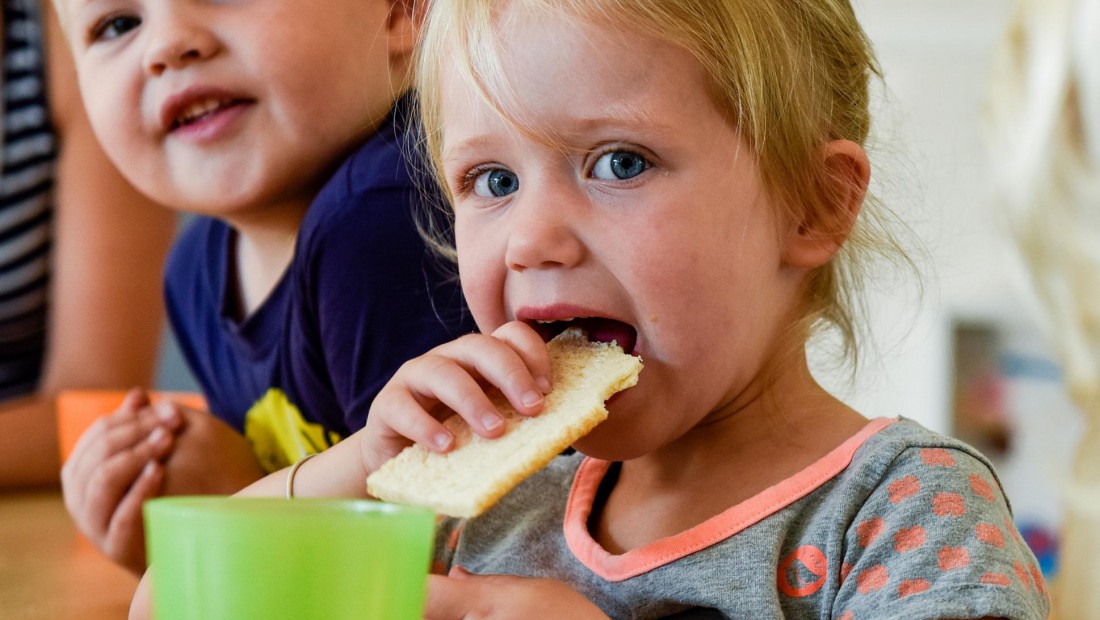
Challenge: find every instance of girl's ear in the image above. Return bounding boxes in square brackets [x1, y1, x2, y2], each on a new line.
[783, 139, 870, 269]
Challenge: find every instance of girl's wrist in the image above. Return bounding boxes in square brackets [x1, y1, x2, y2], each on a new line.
[284, 453, 318, 499]
[311, 435, 373, 498]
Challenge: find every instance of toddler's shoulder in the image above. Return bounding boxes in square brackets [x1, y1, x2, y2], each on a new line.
[310, 95, 428, 207]
[842, 418, 1015, 528]
[836, 419, 1026, 541]
[831, 419, 1050, 619]
[296, 146, 429, 270]
[298, 118, 440, 250]
[847, 418, 1003, 495]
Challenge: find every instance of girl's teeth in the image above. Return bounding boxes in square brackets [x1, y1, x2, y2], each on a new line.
[178, 99, 226, 125]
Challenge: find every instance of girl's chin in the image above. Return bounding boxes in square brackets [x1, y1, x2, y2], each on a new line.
[572, 419, 651, 462]
[166, 187, 270, 218]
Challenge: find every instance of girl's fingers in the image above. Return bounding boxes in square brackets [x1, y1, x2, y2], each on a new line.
[104, 461, 163, 572]
[490, 321, 553, 395]
[379, 388, 456, 450]
[424, 574, 478, 620]
[361, 390, 453, 474]
[120, 387, 152, 411]
[363, 328, 552, 471]
[152, 401, 183, 431]
[82, 428, 174, 535]
[408, 351, 513, 438]
[65, 403, 168, 477]
[71, 409, 169, 485]
[63, 406, 151, 506]
[431, 331, 549, 418]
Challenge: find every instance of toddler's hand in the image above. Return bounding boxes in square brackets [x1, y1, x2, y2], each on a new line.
[359, 321, 552, 475]
[61, 388, 181, 574]
[158, 403, 265, 496]
[129, 568, 153, 620]
[425, 568, 610, 620]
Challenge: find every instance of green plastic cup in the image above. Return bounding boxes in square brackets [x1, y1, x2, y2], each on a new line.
[144, 497, 435, 620]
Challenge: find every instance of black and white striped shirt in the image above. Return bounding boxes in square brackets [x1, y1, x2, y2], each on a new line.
[0, 0, 55, 400]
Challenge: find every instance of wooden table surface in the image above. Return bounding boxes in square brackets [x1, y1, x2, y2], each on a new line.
[0, 490, 137, 619]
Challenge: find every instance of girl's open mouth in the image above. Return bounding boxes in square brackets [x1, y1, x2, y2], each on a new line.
[170, 99, 251, 131]
[531, 317, 637, 354]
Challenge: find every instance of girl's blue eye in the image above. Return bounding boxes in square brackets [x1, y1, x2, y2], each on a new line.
[592, 151, 649, 180]
[473, 169, 519, 198]
[92, 15, 141, 41]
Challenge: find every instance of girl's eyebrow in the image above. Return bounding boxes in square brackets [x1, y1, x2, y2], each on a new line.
[68, 0, 103, 25]
[69, 0, 97, 12]
[442, 136, 498, 164]
[442, 112, 671, 161]
[563, 110, 664, 133]
[71, 0, 124, 18]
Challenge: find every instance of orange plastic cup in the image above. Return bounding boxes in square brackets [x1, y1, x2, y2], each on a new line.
[56, 390, 207, 464]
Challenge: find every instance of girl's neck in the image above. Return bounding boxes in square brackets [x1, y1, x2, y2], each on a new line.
[639, 352, 860, 471]
[226, 202, 308, 319]
[593, 353, 867, 553]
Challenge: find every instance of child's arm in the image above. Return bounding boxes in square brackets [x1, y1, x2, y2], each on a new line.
[425, 568, 610, 620]
[238, 321, 553, 498]
[131, 324, 609, 619]
[61, 389, 181, 574]
[157, 404, 266, 496]
[130, 564, 614, 620]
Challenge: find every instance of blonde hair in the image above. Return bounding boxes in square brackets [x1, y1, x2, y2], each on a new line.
[416, 0, 911, 367]
[988, 0, 1100, 413]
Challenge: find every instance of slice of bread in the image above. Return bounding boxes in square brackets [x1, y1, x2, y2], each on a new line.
[366, 327, 643, 518]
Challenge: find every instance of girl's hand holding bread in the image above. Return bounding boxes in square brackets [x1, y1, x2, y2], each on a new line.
[230, 321, 554, 502]
[367, 326, 642, 517]
[358, 321, 553, 476]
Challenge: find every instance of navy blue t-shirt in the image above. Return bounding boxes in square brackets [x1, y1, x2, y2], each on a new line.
[164, 100, 473, 471]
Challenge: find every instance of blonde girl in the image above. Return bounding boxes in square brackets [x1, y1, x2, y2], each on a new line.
[134, 1, 1051, 618]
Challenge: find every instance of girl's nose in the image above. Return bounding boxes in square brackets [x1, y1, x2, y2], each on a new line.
[504, 196, 587, 272]
[143, 18, 219, 76]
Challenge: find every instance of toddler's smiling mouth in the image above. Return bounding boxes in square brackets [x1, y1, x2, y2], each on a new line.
[169, 98, 251, 131]
[530, 317, 638, 354]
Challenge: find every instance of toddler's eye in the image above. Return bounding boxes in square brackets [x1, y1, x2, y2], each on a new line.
[92, 15, 141, 41]
[473, 168, 520, 198]
[592, 151, 649, 180]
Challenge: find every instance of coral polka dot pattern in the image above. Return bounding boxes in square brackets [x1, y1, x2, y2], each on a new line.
[432, 418, 1050, 619]
[892, 525, 926, 553]
[856, 565, 889, 594]
[898, 578, 931, 598]
[830, 435, 1048, 618]
[920, 448, 957, 467]
[856, 518, 885, 548]
[976, 522, 1005, 547]
[887, 476, 921, 504]
[937, 546, 971, 571]
[970, 474, 997, 501]
[982, 572, 1012, 586]
[932, 492, 967, 517]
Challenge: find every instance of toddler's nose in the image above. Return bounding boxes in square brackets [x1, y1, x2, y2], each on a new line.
[143, 16, 219, 76]
[504, 194, 586, 272]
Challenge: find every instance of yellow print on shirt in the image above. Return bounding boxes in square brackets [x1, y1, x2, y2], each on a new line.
[243, 388, 342, 472]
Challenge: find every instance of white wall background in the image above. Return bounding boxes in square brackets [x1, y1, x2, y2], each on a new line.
[814, 0, 1053, 432]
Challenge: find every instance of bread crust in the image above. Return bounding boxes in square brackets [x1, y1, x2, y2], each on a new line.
[366, 328, 643, 517]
